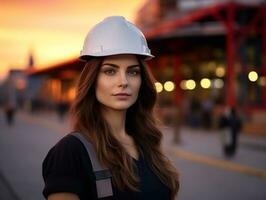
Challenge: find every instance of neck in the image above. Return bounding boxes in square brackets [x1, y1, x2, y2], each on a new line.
[101, 107, 127, 139]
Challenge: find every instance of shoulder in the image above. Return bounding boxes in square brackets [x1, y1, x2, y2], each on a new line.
[42, 133, 96, 199]
[45, 134, 84, 160]
[54, 133, 84, 149]
[42, 133, 90, 176]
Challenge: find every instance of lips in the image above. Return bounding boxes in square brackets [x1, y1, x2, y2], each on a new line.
[112, 93, 132, 100]
[113, 93, 131, 96]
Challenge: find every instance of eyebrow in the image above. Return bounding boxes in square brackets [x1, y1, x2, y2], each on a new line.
[101, 63, 140, 69]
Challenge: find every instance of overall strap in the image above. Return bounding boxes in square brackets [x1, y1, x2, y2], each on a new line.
[71, 132, 113, 199]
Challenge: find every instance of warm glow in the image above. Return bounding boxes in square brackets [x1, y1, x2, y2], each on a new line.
[155, 82, 163, 93]
[68, 87, 76, 101]
[216, 66, 225, 77]
[0, 0, 144, 82]
[180, 80, 187, 90]
[186, 79, 196, 90]
[200, 78, 211, 89]
[259, 76, 266, 86]
[248, 71, 258, 82]
[164, 81, 175, 92]
[49, 79, 61, 101]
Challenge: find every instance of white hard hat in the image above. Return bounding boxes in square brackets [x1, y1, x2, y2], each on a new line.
[80, 16, 154, 61]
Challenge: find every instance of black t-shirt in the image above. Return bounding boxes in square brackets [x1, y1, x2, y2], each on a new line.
[42, 134, 170, 200]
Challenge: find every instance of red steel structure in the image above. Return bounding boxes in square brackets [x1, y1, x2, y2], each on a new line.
[144, 2, 266, 109]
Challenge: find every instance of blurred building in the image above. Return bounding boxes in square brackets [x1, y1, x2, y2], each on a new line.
[0, 51, 44, 111]
[27, 59, 84, 111]
[0, 69, 27, 108]
[27, 0, 266, 135]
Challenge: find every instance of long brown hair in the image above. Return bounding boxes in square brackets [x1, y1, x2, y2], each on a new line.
[70, 57, 179, 199]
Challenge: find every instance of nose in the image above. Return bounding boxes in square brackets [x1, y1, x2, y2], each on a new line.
[118, 71, 128, 88]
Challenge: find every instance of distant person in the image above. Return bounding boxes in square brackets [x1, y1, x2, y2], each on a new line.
[189, 97, 201, 127]
[219, 107, 242, 157]
[4, 102, 16, 126]
[42, 16, 179, 200]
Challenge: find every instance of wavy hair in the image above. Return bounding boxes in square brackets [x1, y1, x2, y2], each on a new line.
[70, 57, 179, 199]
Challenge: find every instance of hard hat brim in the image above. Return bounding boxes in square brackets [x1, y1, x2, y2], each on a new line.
[79, 52, 154, 62]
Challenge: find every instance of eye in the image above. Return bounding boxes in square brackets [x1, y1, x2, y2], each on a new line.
[127, 69, 140, 76]
[103, 68, 116, 75]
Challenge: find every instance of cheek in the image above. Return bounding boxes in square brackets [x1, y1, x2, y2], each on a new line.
[96, 77, 110, 99]
[135, 78, 142, 92]
[131, 78, 141, 96]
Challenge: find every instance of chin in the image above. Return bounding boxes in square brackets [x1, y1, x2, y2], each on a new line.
[112, 104, 132, 111]
[104, 102, 134, 111]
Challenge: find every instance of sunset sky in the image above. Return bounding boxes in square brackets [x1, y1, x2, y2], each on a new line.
[0, 0, 144, 81]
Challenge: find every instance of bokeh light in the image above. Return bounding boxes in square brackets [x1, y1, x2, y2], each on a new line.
[248, 71, 258, 82]
[216, 66, 225, 77]
[164, 81, 175, 92]
[180, 80, 187, 90]
[155, 82, 163, 93]
[213, 78, 224, 89]
[200, 78, 211, 89]
[186, 79, 196, 90]
[258, 76, 266, 86]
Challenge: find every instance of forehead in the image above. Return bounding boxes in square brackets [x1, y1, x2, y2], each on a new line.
[102, 54, 139, 66]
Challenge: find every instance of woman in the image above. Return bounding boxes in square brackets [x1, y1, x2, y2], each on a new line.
[42, 16, 179, 200]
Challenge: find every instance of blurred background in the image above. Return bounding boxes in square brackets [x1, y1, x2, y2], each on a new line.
[1, 0, 266, 200]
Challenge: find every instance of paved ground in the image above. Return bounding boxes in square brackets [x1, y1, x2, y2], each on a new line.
[162, 126, 266, 200]
[0, 110, 266, 200]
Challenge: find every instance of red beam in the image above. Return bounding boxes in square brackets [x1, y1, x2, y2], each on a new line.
[144, 2, 260, 39]
[144, 3, 227, 38]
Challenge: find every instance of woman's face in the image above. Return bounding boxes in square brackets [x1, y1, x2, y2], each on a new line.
[96, 54, 141, 111]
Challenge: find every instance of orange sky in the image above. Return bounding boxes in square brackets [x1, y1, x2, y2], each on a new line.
[0, 0, 145, 81]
